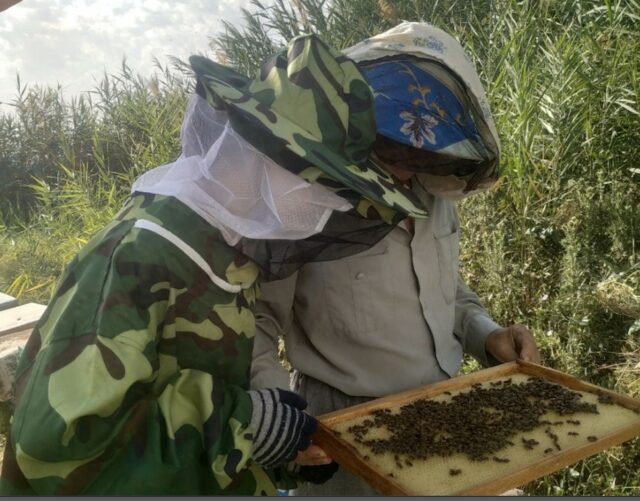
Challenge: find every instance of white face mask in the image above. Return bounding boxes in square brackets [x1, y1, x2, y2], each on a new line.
[416, 173, 474, 201]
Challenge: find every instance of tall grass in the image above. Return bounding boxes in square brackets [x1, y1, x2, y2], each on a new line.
[0, 60, 189, 302]
[217, 0, 640, 494]
[1, 0, 639, 495]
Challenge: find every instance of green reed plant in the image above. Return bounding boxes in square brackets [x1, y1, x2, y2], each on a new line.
[218, 0, 639, 494]
[1, 162, 126, 302]
[0, 61, 189, 302]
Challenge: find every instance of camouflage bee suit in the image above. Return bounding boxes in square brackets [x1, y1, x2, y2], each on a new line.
[0, 193, 296, 495]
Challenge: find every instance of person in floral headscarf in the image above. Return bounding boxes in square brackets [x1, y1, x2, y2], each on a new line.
[251, 22, 540, 496]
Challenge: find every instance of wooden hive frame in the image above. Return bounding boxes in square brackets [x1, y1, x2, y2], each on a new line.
[312, 360, 640, 496]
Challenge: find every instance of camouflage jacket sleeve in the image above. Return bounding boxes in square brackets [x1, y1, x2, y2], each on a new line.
[0, 194, 294, 495]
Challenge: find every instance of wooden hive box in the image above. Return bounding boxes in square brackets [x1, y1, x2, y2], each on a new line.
[313, 361, 640, 496]
[0, 293, 18, 312]
[0, 303, 46, 337]
[0, 300, 46, 405]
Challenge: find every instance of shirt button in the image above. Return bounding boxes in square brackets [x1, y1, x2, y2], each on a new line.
[355, 272, 365, 280]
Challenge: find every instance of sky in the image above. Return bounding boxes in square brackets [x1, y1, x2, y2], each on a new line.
[0, 0, 259, 108]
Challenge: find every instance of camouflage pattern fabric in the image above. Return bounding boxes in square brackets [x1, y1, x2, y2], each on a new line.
[0, 193, 297, 495]
[190, 34, 429, 221]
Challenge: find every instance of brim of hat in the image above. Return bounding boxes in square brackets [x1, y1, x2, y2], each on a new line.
[191, 56, 428, 219]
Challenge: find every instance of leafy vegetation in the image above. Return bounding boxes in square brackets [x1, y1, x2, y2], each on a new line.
[1, 0, 639, 494]
[0, 61, 190, 301]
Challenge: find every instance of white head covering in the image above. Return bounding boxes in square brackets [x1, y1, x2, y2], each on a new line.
[345, 22, 500, 200]
[344, 20, 500, 154]
[132, 95, 351, 245]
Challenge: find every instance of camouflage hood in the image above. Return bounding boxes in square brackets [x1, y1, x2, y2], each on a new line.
[190, 34, 428, 219]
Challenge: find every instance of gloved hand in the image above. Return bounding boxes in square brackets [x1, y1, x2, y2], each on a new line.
[248, 388, 317, 469]
[296, 461, 340, 484]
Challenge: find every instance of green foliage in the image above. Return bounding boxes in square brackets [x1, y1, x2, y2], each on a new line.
[0, 60, 190, 217]
[0, 60, 189, 302]
[1, 0, 639, 495]
[0, 163, 126, 302]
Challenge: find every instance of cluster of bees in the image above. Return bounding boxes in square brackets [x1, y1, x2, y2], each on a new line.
[345, 376, 610, 476]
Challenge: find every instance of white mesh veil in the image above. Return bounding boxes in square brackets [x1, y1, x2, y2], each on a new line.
[132, 95, 352, 245]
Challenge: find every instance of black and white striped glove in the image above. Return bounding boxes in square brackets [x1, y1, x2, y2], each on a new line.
[248, 388, 317, 469]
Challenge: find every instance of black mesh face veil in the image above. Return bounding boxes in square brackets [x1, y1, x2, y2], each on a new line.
[227, 135, 409, 280]
[234, 206, 397, 281]
[137, 37, 454, 280]
[139, 89, 406, 280]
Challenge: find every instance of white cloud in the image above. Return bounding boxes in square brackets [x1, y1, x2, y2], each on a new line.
[0, 0, 259, 108]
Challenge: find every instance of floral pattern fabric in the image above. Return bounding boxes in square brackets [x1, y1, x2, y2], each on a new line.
[361, 59, 484, 158]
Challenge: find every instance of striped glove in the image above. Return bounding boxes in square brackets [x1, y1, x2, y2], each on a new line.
[248, 388, 317, 469]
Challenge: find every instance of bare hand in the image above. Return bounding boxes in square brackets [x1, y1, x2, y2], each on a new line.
[295, 444, 333, 466]
[485, 324, 541, 364]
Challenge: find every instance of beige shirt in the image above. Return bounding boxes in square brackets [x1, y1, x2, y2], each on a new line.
[251, 181, 501, 397]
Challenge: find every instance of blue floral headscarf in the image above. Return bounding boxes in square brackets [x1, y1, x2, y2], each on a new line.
[344, 21, 500, 195]
[362, 59, 487, 156]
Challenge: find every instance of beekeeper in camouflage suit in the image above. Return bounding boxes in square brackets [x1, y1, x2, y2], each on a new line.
[0, 34, 434, 495]
[251, 22, 541, 496]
